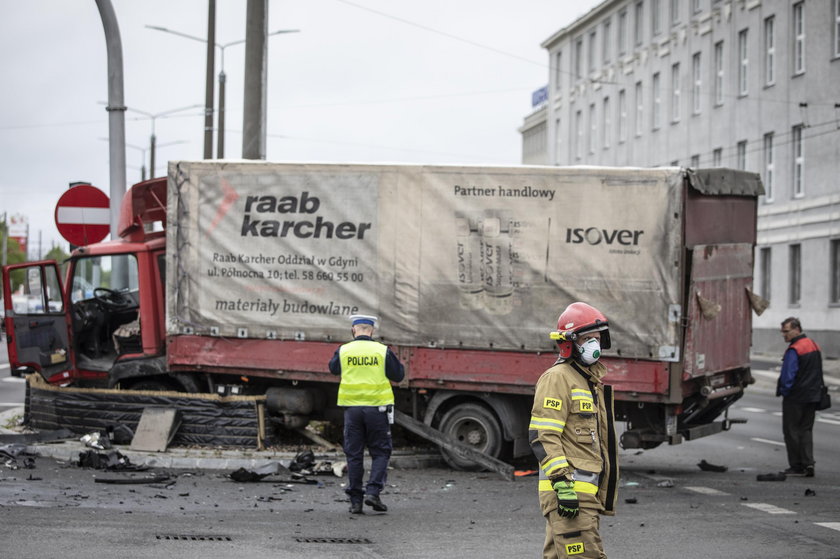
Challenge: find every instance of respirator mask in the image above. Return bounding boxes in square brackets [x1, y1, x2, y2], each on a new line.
[575, 337, 602, 365]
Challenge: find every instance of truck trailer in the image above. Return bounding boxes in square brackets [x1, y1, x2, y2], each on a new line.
[2, 162, 764, 468]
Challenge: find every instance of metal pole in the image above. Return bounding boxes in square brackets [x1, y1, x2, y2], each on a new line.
[1, 212, 7, 267]
[242, 0, 268, 159]
[218, 69, 226, 158]
[95, 0, 126, 240]
[204, 0, 216, 159]
[150, 133, 157, 179]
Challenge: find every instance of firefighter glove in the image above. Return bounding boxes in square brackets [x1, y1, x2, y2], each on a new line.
[553, 480, 579, 518]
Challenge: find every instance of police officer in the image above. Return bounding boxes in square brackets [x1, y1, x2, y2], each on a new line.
[329, 314, 405, 514]
[529, 302, 619, 558]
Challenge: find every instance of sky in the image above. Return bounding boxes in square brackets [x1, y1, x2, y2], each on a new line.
[0, 0, 602, 256]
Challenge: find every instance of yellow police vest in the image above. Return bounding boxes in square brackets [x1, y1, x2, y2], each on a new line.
[337, 340, 394, 406]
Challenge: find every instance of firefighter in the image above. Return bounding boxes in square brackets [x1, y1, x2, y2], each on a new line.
[530, 302, 619, 558]
[329, 314, 405, 514]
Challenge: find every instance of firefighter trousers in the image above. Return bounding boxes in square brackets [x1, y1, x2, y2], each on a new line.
[543, 507, 606, 558]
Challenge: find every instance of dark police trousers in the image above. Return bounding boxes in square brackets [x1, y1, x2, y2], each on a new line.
[343, 406, 392, 502]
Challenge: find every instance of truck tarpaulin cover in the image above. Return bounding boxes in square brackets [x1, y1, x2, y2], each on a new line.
[167, 162, 683, 360]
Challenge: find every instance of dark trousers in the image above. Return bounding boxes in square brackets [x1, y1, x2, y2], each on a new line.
[343, 406, 392, 502]
[782, 398, 817, 470]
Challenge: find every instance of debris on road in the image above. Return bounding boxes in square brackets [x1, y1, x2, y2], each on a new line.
[697, 459, 728, 473]
[756, 472, 786, 482]
[77, 449, 148, 471]
[81, 431, 111, 450]
[804, 488, 816, 497]
[656, 479, 674, 488]
[94, 473, 171, 485]
[1, 444, 36, 470]
[624, 497, 638, 504]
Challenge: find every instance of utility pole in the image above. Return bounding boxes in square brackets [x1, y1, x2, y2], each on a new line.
[204, 0, 216, 159]
[94, 0, 127, 240]
[242, 0, 268, 160]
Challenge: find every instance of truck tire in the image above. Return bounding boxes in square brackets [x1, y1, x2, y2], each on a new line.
[438, 403, 503, 471]
[127, 378, 180, 392]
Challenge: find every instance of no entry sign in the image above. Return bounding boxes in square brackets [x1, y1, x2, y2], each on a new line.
[54, 184, 111, 246]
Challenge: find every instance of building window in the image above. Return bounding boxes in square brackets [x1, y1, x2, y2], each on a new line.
[713, 147, 722, 167]
[714, 41, 724, 105]
[603, 19, 612, 64]
[555, 117, 563, 163]
[635, 81, 644, 136]
[789, 244, 801, 306]
[763, 132, 774, 201]
[760, 247, 772, 301]
[793, 124, 804, 197]
[618, 10, 628, 56]
[738, 29, 749, 96]
[635, 1, 644, 46]
[737, 140, 747, 170]
[692, 52, 701, 114]
[589, 103, 597, 155]
[603, 97, 611, 149]
[835, 0, 840, 58]
[618, 89, 627, 142]
[671, 63, 680, 122]
[652, 72, 661, 129]
[692, 0, 702, 14]
[670, 160, 679, 166]
[652, 0, 662, 37]
[793, 2, 805, 75]
[764, 16, 775, 86]
[831, 239, 840, 304]
[575, 110, 583, 160]
[588, 30, 598, 74]
[671, 0, 679, 24]
[554, 51, 563, 91]
[691, 154, 700, 167]
[575, 37, 583, 78]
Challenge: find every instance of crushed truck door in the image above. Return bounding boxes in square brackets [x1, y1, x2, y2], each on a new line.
[2, 261, 72, 381]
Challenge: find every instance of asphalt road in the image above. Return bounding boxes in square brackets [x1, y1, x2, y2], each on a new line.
[1, 348, 839, 558]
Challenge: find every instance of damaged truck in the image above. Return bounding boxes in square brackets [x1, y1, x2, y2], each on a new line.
[2, 162, 764, 468]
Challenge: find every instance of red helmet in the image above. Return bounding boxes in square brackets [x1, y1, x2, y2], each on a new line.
[549, 302, 611, 358]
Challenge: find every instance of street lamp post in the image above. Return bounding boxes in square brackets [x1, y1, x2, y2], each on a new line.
[125, 104, 202, 178]
[145, 25, 298, 158]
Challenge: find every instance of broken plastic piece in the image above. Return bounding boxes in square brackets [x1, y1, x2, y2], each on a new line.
[697, 459, 728, 473]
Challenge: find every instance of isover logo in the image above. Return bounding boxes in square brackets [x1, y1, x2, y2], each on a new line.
[565, 226, 644, 246]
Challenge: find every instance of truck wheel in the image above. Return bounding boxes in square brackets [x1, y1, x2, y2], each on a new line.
[438, 403, 503, 471]
[127, 378, 179, 392]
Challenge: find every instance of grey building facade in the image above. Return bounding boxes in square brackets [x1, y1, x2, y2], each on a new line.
[521, 0, 840, 358]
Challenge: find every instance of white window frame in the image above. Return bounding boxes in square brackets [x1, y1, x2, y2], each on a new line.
[692, 52, 702, 114]
[671, 63, 680, 122]
[588, 103, 597, 155]
[635, 81, 644, 136]
[737, 140, 747, 170]
[652, 72, 661, 129]
[618, 10, 628, 56]
[575, 37, 583, 78]
[738, 29, 749, 96]
[603, 97, 611, 149]
[760, 247, 772, 301]
[793, 124, 804, 197]
[588, 30, 598, 74]
[793, 2, 805, 75]
[651, 0, 661, 37]
[692, 0, 702, 15]
[554, 51, 563, 91]
[714, 41, 724, 105]
[635, 1, 644, 46]
[618, 89, 627, 143]
[712, 148, 722, 167]
[575, 110, 583, 160]
[555, 117, 563, 163]
[603, 19, 612, 64]
[671, 0, 679, 25]
[763, 132, 774, 201]
[835, 0, 840, 58]
[789, 243, 801, 306]
[764, 16, 775, 86]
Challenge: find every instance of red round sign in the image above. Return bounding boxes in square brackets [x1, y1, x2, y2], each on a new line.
[54, 184, 111, 246]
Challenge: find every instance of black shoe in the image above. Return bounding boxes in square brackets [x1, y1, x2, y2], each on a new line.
[364, 494, 388, 512]
[349, 501, 364, 514]
[783, 467, 806, 477]
[805, 466, 815, 478]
